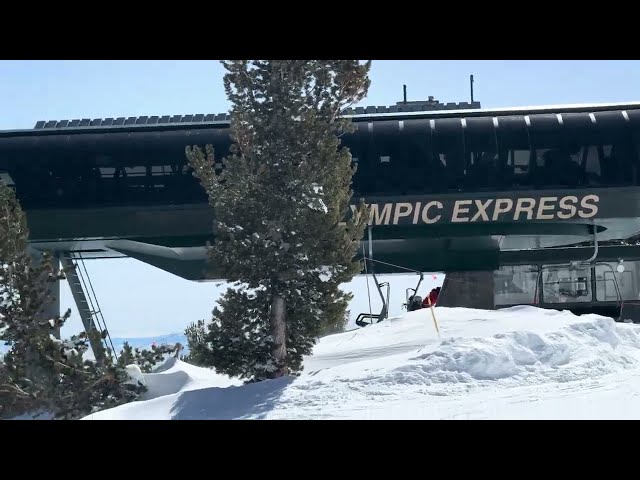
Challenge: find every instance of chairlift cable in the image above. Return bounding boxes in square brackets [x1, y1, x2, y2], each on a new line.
[364, 257, 424, 275]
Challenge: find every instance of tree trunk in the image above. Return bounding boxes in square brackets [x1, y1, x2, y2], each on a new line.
[270, 294, 288, 378]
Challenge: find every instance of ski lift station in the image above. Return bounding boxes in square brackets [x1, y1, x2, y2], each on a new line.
[4, 92, 640, 349]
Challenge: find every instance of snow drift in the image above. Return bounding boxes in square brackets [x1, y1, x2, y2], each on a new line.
[83, 306, 640, 420]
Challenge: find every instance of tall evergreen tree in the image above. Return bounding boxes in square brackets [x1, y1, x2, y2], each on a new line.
[186, 60, 371, 380]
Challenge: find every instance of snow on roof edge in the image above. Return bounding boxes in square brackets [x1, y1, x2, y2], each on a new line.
[4, 100, 640, 135]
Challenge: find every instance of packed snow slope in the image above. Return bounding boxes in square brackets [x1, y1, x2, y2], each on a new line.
[83, 306, 640, 420]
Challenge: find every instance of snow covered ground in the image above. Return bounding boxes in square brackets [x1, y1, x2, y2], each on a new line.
[83, 306, 640, 420]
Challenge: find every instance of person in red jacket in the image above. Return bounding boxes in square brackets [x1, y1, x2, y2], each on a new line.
[422, 287, 440, 308]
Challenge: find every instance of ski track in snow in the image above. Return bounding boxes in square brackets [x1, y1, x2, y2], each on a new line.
[82, 306, 640, 420]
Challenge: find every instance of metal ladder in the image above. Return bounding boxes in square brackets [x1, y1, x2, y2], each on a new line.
[60, 252, 117, 361]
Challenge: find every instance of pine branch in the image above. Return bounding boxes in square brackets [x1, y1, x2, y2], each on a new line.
[41, 352, 91, 375]
[0, 382, 32, 398]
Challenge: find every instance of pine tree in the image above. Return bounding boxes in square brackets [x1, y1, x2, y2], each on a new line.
[122, 342, 180, 373]
[185, 60, 371, 380]
[183, 319, 212, 366]
[118, 341, 135, 367]
[317, 290, 350, 336]
[0, 184, 146, 419]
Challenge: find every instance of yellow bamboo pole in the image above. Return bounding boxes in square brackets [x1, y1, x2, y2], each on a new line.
[427, 296, 440, 338]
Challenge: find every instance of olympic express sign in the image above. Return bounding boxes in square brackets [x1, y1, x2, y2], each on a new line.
[348, 194, 600, 226]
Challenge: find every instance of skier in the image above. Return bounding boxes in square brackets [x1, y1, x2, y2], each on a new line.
[422, 287, 440, 308]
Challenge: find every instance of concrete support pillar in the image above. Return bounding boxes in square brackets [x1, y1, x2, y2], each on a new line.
[438, 271, 496, 310]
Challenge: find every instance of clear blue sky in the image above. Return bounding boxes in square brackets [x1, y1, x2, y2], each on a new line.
[2, 60, 639, 337]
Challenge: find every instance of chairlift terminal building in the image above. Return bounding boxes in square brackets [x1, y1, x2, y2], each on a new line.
[2, 96, 640, 323]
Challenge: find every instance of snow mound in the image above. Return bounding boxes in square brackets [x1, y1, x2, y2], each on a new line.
[140, 358, 240, 400]
[82, 358, 241, 420]
[84, 306, 640, 420]
[369, 317, 640, 394]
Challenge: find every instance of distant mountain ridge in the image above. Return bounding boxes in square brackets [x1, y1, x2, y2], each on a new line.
[109, 333, 189, 355]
